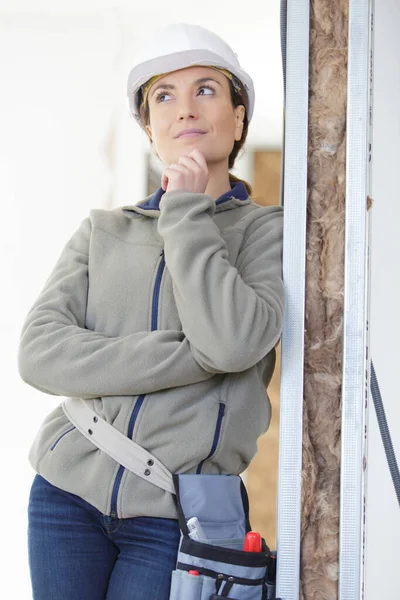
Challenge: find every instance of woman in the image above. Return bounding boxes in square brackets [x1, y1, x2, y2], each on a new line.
[18, 22, 284, 600]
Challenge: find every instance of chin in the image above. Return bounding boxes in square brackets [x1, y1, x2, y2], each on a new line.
[175, 146, 211, 162]
[161, 144, 224, 166]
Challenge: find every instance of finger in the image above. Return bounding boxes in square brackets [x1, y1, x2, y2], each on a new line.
[178, 152, 197, 161]
[187, 149, 208, 171]
[162, 164, 189, 190]
[164, 164, 188, 175]
[177, 155, 196, 163]
[186, 155, 208, 175]
[162, 166, 186, 189]
[179, 152, 206, 171]
[177, 155, 201, 171]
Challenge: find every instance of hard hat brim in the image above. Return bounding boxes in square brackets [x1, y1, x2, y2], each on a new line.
[127, 49, 255, 124]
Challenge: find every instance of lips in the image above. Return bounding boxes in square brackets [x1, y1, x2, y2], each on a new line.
[176, 129, 206, 138]
[179, 132, 205, 139]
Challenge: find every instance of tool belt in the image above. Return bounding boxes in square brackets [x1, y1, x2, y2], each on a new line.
[62, 397, 278, 599]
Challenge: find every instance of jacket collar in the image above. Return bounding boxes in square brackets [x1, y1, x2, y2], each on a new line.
[121, 180, 251, 218]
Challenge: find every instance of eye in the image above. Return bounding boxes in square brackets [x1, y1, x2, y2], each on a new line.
[154, 84, 216, 103]
[154, 91, 171, 103]
[198, 84, 216, 96]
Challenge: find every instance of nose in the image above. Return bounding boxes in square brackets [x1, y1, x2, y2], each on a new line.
[176, 94, 199, 121]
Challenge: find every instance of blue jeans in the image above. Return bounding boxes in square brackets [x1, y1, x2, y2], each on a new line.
[27, 473, 181, 599]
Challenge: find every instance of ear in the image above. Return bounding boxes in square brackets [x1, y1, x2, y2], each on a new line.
[234, 105, 245, 141]
[145, 125, 157, 154]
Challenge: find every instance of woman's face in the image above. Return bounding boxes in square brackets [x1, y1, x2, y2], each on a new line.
[145, 65, 245, 167]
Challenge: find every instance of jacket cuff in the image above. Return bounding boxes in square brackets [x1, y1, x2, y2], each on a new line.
[158, 190, 216, 220]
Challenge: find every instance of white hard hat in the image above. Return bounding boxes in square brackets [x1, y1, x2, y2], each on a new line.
[126, 23, 255, 126]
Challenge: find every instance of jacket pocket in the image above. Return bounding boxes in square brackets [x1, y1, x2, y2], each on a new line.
[196, 403, 226, 474]
[135, 378, 224, 475]
[50, 426, 76, 451]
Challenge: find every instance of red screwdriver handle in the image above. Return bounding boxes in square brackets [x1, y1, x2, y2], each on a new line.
[243, 531, 262, 552]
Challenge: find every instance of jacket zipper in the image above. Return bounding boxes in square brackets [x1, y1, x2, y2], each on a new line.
[151, 249, 166, 330]
[196, 403, 226, 474]
[109, 249, 165, 518]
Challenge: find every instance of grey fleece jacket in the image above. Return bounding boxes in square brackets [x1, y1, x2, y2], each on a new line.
[18, 179, 284, 520]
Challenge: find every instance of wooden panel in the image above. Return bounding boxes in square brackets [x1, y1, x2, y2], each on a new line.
[246, 149, 282, 549]
[252, 150, 282, 207]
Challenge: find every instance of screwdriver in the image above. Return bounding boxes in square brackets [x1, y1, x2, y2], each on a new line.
[243, 531, 262, 552]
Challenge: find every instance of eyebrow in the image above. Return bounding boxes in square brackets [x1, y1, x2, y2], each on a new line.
[150, 77, 223, 99]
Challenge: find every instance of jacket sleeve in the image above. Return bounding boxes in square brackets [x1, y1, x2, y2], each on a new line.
[157, 191, 284, 373]
[17, 215, 214, 398]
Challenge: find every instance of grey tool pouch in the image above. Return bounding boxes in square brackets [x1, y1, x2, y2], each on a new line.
[169, 473, 277, 600]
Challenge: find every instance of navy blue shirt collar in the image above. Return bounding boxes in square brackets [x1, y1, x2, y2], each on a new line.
[138, 180, 249, 211]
